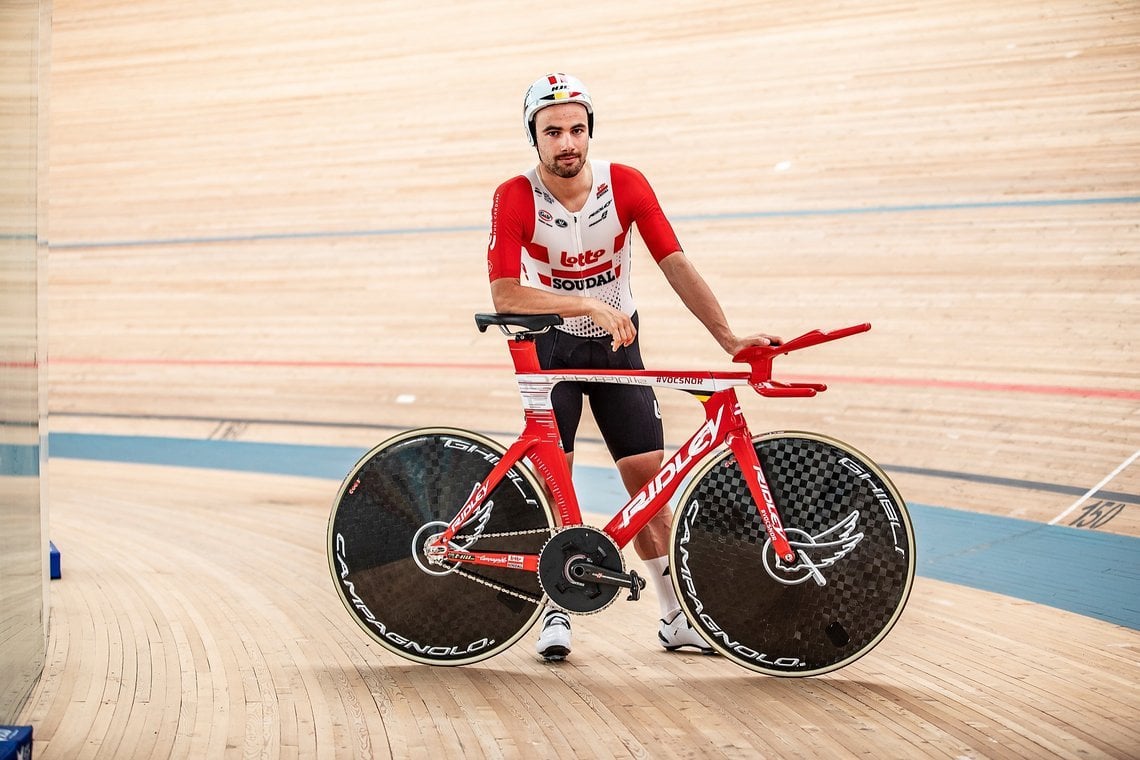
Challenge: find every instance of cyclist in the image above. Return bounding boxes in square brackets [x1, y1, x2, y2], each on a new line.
[486, 73, 780, 661]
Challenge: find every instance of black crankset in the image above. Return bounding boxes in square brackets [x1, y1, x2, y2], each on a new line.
[537, 526, 645, 614]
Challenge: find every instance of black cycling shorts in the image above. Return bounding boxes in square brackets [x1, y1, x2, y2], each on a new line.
[533, 313, 664, 461]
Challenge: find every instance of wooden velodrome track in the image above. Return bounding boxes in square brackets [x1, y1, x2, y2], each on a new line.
[17, 1, 1140, 757]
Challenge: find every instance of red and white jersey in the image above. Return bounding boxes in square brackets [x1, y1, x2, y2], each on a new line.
[487, 160, 682, 338]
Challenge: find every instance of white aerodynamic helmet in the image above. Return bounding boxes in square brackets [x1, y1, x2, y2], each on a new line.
[523, 73, 594, 146]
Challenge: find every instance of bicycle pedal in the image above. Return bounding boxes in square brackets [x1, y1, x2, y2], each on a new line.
[626, 570, 644, 602]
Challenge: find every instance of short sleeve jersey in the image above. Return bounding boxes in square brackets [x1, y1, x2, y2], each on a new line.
[487, 160, 682, 338]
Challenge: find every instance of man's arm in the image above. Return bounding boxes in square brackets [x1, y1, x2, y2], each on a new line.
[658, 252, 781, 355]
[490, 278, 636, 350]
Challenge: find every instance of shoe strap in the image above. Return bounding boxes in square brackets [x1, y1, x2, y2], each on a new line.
[544, 611, 571, 629]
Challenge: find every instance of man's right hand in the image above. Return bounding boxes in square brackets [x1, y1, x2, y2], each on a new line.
[490, 279, 635, 350]
[586, 299, 636, 351]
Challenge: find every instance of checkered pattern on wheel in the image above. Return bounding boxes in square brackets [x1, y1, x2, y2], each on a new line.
[675, 434, 914, 674]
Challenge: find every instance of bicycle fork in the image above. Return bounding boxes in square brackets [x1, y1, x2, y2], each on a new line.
[725, 427, 796, 564]
[699, 390, 795, 565]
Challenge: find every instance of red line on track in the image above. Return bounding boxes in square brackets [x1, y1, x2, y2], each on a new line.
[49, 356, 506, 371]
[46, 356, 1140, 400]
[808, 374, 1140, 400]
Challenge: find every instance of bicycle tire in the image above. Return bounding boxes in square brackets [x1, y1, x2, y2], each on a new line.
[670, 431, 915, 676]
[328, 427, 554, 665]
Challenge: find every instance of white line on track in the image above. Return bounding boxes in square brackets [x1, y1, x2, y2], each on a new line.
[1049, 448, 1140, 525]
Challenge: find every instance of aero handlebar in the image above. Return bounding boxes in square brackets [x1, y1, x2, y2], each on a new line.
[732, 323, 871, 397]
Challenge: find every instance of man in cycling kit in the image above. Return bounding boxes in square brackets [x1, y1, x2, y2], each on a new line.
[487, 73, 780, 661]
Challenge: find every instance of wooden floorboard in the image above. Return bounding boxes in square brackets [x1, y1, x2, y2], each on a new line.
[19, 459, 1140, 758]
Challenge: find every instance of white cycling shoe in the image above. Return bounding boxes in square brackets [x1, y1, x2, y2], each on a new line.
[535, 608, 572, 661]
[659, 609, 716, 655]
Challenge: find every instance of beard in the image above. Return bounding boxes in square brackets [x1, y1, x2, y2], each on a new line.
[542, 151, 586, 179]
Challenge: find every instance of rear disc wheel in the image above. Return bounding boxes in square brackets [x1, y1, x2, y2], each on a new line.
[328, 427, 554, 665]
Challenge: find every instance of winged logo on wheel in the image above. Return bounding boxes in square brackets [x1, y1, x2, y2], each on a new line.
[455, 486, 494, 548]
[762, 511, 863, 586]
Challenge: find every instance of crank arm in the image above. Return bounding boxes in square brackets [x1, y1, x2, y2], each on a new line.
[567, 560, 646, 601]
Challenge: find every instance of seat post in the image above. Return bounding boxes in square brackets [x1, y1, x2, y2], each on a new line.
[507, 337, 542, 372]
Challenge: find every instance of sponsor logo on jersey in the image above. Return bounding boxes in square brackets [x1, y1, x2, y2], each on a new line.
[560, 249, 606, 267]
[551, 270, 616, 290]
[536, 261, 621, 291]
[587, 199, 612, 227]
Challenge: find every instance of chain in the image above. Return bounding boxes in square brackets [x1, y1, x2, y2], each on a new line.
[438, 526, 552, 604]
[453, 526, 552, 543]
[448, 565, 542, 604]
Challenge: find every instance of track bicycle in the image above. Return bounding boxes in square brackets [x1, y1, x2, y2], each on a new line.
[328, 313, 914, 676]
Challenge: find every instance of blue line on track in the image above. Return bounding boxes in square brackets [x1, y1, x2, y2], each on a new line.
[48, 195, 1140, 250]
[46, 432, 1140, 631]
[0, 443, 40, 477]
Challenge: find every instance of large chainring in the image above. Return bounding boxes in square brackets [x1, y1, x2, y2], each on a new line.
[537, 526, 625, 614]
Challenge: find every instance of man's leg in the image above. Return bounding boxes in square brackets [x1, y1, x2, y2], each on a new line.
[616, 451, 715, 654]
[614, 450, 670, 560]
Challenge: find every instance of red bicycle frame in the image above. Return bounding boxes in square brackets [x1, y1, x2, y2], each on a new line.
[425, 323, 871, 571]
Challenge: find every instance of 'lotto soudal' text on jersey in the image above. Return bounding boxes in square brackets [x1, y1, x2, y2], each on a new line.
[487, 161, 681, 338]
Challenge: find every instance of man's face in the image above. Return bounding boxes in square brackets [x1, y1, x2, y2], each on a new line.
[534, 102, 590, 179]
